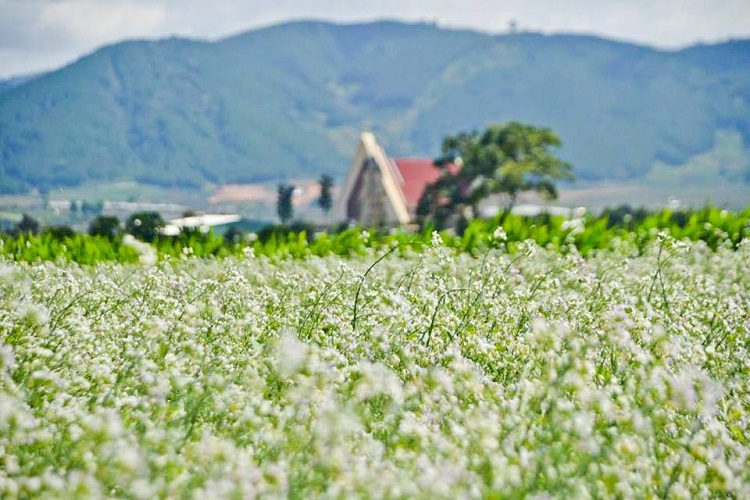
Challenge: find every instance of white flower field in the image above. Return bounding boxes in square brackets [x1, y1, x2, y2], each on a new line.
[1, 235, 749, 497]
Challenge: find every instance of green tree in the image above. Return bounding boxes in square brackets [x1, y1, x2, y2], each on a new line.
[88, 215, 120, 239]
[318, 174, 334, 215]
[125, 211, 165, 242]
[420, 122, 574, 225]
[93, 200, 105, 215]
[44, 225, 76, 241]
[277, 184, 295, 225]
[13, 213, 40, 236]
[223, 226, 245, 244]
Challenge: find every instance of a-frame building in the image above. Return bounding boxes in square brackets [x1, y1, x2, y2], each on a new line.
[333, 132, 450, 226]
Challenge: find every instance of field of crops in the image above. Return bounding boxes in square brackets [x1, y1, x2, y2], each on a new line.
[1, 227, 749, 497]
[1, 207, 749, 265]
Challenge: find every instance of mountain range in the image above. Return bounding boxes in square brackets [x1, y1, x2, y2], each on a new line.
[0, 20, 748, 195]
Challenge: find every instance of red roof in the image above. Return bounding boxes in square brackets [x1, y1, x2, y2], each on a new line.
[391, 158, 457, 209]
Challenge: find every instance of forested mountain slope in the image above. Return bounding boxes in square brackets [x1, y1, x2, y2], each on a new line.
[0, 21, 748, 193]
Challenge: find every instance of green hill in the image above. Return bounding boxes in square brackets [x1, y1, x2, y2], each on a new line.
[0, 20, 748, 194]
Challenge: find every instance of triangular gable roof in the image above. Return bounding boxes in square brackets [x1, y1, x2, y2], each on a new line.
[334, 132, 459, 225]
[390, 158, 447, 210]
[334, 132, 411, 225]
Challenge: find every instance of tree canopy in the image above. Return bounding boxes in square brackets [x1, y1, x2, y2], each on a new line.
[277, 184, 295, 225]
[125, 211, 165, 242]
[89, 215, 121, 240]
[318, 174, 334, 215]
[12, 214, 40, 236]
[419, 122, 574, 226]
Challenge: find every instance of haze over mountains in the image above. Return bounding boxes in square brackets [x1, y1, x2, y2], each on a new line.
[0, 20, 748, 196]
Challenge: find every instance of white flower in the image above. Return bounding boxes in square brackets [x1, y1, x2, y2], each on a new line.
[116, 445, 141, 472]
[492, 226, 508, 242]
[431, 231, 443, 247]
[276, 329, 308, 375]
[122, 234, 157, 266]
[353, 360, 403, 403]
[0, 344, 15, 370]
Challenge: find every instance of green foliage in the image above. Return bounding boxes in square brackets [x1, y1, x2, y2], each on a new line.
[277, 184, 295, 225]
[12, 214, 40, 236]
[43, 225, 76, 241]
[318, 174, 334, 214]
[0, 22, 747, 192]
[154, 229, 230, 259]
[0, 233, 138, 264]
[125, 211, 165, 242]
[420, 122, 574, 226]
[0, 206, 748, 264]
[88, 215, 120, 239]
[222, 226, 245, 244]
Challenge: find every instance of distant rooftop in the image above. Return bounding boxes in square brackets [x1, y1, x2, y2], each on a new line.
[161, 213, 241, 236]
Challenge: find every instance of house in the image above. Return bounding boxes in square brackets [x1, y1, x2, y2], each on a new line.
[333, 132, 454, 227]
[161, 213, 241, 236]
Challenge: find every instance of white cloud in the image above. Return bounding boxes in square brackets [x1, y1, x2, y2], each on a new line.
[1, 0, 749, 78]
[36, 0, 168, 45]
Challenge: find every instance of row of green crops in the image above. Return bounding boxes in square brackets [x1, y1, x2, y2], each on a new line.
[0, 234, 141, 265]
[1, 206, 748, 264]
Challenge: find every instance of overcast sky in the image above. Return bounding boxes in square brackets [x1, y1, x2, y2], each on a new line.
[1, 0, 750, 79]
